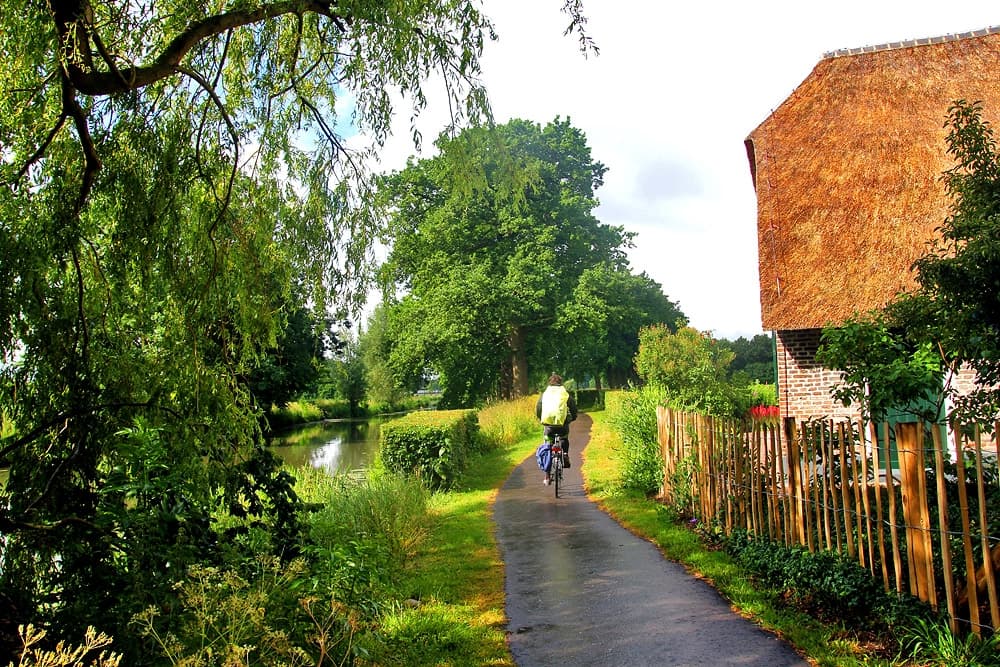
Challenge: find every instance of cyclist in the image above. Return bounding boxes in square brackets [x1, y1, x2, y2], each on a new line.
[535, 373, 577, 485]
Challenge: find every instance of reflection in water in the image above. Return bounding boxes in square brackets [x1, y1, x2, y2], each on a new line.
[268, 418, 384, 475]
[0, 419, 386, 487]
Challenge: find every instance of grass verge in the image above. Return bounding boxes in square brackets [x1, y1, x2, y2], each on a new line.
[372, 402, 540, 666]
[582, 409, 901, 667]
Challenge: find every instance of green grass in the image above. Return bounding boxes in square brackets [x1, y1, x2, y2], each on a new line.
[350, 396, 540, 666]
[582, 409, 899, 667]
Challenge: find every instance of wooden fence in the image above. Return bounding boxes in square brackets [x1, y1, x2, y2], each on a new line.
[656, 406, 1000, 636]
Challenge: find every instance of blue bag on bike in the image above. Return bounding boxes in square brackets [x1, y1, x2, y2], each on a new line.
[535, 442, 552, 473]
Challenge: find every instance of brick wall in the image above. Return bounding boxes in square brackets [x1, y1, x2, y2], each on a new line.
[776, 328, 860, 421]
[776, 331, 987, 423]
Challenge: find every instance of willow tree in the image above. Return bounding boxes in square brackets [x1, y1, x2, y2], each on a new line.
[0, 0, 593, 649]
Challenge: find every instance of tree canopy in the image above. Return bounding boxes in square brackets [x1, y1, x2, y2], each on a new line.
[0, 0, 594, 652]
[635, 324, 740, 416]
[377, 117, 682, 406]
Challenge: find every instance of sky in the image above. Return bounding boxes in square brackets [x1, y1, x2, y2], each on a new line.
[371, 0, 999, 341]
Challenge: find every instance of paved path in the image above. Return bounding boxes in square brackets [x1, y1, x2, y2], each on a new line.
[493, 414, 810, 666]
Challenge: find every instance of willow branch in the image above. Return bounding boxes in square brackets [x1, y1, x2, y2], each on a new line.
[57, 0, 349, 95]
[60, 72, 101, 212]
[12, 113, 68, 188]
[0, 401, 181, 465]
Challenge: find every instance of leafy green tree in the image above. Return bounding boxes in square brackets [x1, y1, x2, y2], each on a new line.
[359, 304, 412, 410]
[721, 334, 776, 385]
[249, 306, 329, 409]
[379, 118, 633, 406]
[325, 336, 368, 415]
[0, 0, 593, 653]
[818, 100, 1000, 423]
[635, 324, 739, 416]
[558, 264, 685, 389]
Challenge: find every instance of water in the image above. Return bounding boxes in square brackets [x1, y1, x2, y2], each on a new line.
[268, 418, 385, 475]
[0, 418, 385, 489]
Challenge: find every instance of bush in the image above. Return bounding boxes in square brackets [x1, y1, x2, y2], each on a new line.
[379, 410, 481, 490]
[724, 531, 935, 631]
[607, 387, 667, 495]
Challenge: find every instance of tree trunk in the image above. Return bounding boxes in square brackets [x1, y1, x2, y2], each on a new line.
[508, 325, 529, 398]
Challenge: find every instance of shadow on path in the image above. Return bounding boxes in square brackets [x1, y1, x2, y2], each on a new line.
[493, 413, 810, 667]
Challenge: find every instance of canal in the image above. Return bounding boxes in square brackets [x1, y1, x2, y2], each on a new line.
[0, 417, 386, 489]
[267, 417, 386, 475]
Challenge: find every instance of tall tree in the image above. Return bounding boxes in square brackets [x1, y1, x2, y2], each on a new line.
[0, 0, 594, 650]
[634, 324, 738, 416]
[378, 117, 632, 406]
[721, 334, 776, 385]
[558, 265, 685, 389]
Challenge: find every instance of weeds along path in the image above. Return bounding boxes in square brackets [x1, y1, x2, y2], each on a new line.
[493, 413, 809, 667]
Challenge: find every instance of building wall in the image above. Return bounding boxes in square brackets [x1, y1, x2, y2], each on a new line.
[776, 330, 986, 424]
[775, 328, 860, 421]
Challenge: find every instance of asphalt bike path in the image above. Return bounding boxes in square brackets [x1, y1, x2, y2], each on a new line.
[493, 413, 810, 666]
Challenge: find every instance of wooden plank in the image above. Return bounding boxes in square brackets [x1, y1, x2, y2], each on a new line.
[953, 428, 981, 634]
[849, 421, 866, 569]
[898, 423, 930, 600]
[828, 420, 844, 553]
[931, 425, 958, 632]
[799, 427, 816, 552]
[916, 425, 937, 609]
[972, 429, 999, 631]
[768, 422, 781, 542]
[858, 418, 875, 575]
[820, 423, 832, 551]
[839, 421, 857, 558]
[869, 421, 890, 590]
[805, 423, 820, 552]
[885, 422, 903, 593]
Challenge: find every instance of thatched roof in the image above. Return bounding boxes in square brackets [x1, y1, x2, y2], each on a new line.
[746, 27, 1000, 331]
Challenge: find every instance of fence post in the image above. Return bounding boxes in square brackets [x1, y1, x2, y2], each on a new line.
[931, 425, 958, 632]
[869, 420, 890, 590]
[897, 422, 932, 602]
[838, 422, 856, 559]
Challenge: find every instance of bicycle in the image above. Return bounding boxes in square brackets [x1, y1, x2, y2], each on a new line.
[547, 432, 567, 498]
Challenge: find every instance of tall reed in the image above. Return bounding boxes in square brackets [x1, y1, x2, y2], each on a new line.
[477, 395, 540, 449]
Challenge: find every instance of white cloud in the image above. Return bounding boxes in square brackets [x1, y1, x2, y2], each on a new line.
[368, 0, 999, 339]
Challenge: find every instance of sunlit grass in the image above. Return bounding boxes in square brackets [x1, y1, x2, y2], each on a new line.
[477, 395, 539, 449]
[347, 399, 540, 667]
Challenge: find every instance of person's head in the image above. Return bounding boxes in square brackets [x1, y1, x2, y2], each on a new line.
[548, 373, 563, 386]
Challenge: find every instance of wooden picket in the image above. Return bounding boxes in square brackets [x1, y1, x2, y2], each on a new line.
[657, 408, 1000, 637]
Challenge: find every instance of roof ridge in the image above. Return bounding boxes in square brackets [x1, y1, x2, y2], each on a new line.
[823, 25, 1000, 59]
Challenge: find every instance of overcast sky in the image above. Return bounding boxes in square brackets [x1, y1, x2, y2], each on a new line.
[373, 0, 998, 340]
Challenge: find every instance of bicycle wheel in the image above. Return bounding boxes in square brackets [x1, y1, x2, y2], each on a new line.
[552, 451, 562, 498]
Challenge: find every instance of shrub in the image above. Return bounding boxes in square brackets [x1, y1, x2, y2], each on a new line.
[724, 532, 934, 631]
[607, 387, 667, 495]
[379, 410, 480, 490]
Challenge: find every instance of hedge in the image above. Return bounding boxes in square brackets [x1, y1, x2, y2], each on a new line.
[379, 410, 481, 490]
